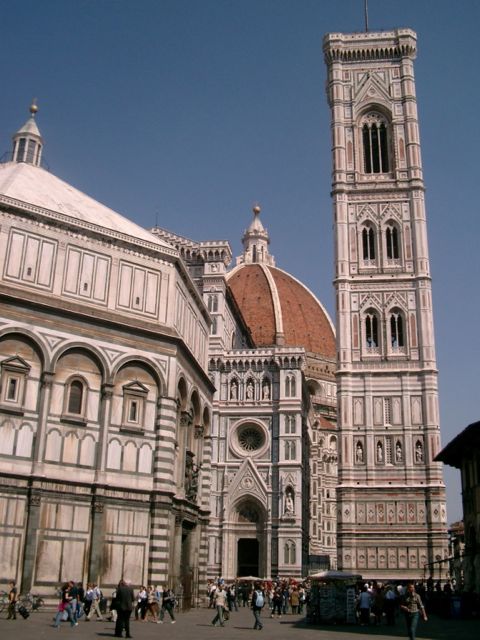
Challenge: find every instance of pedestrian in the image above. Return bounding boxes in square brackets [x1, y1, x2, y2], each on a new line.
[114, 578, 134, 639]
[211, 583, 227, 627]
[86, 583, 104, 621]
[384, 585, 396, 625]
[54, 582, 76, 628]
[135, 586, 148, 621]
[146, 585, 158, 622]
[83, 583, 93, 617]
[271, 587, 282, 618]
[77, 582, 85, 620]
[159, 586, 177, 623]
[69, 580, 79, 623]
[357, 585, 371, 626]
[298, 586, 306, 614]
[227, 583, 238, 611]
[290, 587, 300, 614]
[208, 581, 217, 608]
[251, 582, 265, 630]
[7, 580, 17, 620]
[400, 582, 427, 640]
[110, 587, 118, 623]
[372, 584, 385, 625]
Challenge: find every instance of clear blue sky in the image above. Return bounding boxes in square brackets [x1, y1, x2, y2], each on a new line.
[2, 0, 479, 522]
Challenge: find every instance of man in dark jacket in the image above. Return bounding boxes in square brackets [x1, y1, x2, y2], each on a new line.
[114, 579, 135, 638]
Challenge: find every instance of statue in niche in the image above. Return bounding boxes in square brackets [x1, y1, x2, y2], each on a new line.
[377, 442, 383, 463]
[230, 380, 238, 400]
[284, 490, 294, 515]
[246, 380, 254, 400]
[355, 442, 364, 463]
[185, 452, 200, 503]
[396, 442, 403, 462]
[415, 441, 423, 462]
[262, 381, 270, 400]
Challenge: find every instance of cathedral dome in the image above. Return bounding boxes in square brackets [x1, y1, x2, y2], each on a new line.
[227, 207, 335, 358]
[227, 263, 335, 357]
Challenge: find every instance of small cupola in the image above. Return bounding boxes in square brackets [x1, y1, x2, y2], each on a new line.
[12, 99, 43, 166]
[237, 204, 276, 266]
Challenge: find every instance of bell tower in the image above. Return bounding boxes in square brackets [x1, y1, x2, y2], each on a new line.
[323, 29, 447, 579]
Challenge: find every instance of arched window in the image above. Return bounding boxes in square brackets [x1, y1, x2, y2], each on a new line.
[285, 440, 296, 461]
[385, 224, 400, 260]
[390, 311, 405, 349]
[285, 415, 296, 434]
[364, 310, 379, 349]
[362, 225, 376, 261]
[67, 379, 84, 415]
[285, 374, 296, 397]
[284, 540, 296, 564]
[362, 112, 390, 174]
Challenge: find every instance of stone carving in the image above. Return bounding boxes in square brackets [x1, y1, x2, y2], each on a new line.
[284, 490, 294, 515]
[377, 441, 383, 463]
[415, 441, 423, 462]
[355, 441, 364, 463]
[93, 501, 104, 514]
[194, 425, 204, 439]
[29, 493, 41, 507]
[262, 381, 270, 400]
[185, 452, 200, 503]
[230, 380, 238, 400]
[246, 380, 254, 400]
[395, 441, 403, 462]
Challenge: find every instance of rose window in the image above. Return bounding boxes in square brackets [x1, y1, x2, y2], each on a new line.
[238, 426, 264, 452]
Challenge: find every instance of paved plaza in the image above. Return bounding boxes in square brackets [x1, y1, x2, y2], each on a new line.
[0, 606, 478, 640]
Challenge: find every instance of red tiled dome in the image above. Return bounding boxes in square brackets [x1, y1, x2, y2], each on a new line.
[228, 263, 335, 358]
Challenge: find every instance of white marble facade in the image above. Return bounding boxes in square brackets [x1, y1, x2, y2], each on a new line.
[0, 110, 213, 603]
[324, 29, 448, 579]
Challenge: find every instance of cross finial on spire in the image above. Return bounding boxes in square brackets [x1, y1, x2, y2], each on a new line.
[30, 98, 39, 116]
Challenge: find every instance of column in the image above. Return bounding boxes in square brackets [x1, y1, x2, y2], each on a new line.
[20, 491, 42, 593]
[88, 499, 105, 584]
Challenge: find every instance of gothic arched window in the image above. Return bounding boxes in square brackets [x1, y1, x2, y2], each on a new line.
[385, 223, 400, 260]
[390, 310, 405, 349]
[285, 374, 296, 397]
[364, 310, 379, 349]
[362, 112, 390, 174]
[362, 225, 376, 261]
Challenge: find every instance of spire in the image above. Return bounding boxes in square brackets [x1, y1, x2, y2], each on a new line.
[12, 99, 43, 166]
[236, 204, 275, 266]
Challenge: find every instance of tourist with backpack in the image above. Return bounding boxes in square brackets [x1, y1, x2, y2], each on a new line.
[251, 582, 265, 630]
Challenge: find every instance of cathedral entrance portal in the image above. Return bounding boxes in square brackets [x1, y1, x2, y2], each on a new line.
[237, 538, 259, 577]
[224, 498, 267, 579]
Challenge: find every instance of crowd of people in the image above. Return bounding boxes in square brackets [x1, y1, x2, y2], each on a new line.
[352, 577, 479, 624]
[50, 580, 177, 637]
[3, 572, 478, 637]
[207, 578, 309, 629]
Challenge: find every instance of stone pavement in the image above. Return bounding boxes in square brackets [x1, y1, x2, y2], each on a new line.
[0, 606, 478, 640]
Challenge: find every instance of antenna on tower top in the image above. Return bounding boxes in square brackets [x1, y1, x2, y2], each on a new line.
[364, 0, 369, 32]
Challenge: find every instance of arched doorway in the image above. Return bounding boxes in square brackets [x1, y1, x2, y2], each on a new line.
[238, 538, 259, 577]
[231, 499, 267, 578]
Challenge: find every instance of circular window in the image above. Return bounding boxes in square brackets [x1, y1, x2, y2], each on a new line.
[238, 426, 265, 452]
[230, 421, 269, 458]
